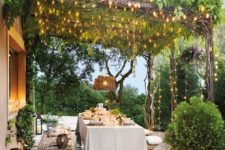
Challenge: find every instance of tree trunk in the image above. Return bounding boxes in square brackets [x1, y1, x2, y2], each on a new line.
[117, 81, 124, 103]
[106, 60, 133, 104]
[205, 31, 215, 102]
[145, 53, 154, 130]
[169, 50, 177, 113]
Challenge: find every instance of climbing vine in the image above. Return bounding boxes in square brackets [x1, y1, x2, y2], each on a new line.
[2, 0, 24, 29]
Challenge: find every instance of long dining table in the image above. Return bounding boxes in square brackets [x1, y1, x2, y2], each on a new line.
[76, 111, 147, 150]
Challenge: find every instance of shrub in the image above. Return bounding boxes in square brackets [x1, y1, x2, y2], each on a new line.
[165, 96, 225, 150]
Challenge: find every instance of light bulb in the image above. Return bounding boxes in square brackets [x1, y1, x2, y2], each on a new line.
[153, 11, 157, 17]
[194, 17, 197, 21]
[166, 18, 169, 22]
[172, 17, 175, 22]
[128, 2, 132, 7]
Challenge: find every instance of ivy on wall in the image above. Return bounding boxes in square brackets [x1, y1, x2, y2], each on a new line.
[16, 105, 34, 149]
[5, 119, 15, 145]
[2, 0, 38, 149]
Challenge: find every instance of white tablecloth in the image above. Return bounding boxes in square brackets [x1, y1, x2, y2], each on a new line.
[76, 117, 147, 150]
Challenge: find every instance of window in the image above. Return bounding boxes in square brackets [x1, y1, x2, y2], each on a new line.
[9, 49, 20, 113]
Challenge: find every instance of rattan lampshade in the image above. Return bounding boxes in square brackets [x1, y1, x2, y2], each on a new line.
[93, 76, 116, 92]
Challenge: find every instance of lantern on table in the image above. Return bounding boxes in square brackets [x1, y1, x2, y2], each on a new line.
[36, 114, 42, 135]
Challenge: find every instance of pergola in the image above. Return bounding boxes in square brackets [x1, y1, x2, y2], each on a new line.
[3, 0, 222, 128]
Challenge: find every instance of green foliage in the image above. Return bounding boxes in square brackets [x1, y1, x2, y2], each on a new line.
[176, 59, 201, 103]
[158, 0, 223, 23]
[42, 114, 59, 132]
[2, 0, 24, 28]
[214, 23, 225, 59]
[120, 85, 146, 127]
[5, 119, 15, 145]
[36, 83, 106, 115]
[153, 57, 201, 130]
[153, 64, 171, 130]
[110, 108, 121, 115]
[165, 96, 225, 150]
[214, 60, 225, 120]
[35, 38, 105, 114]
[16, 105, 35, 149]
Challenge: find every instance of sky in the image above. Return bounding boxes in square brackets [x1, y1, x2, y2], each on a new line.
[92, 57, 147, 94]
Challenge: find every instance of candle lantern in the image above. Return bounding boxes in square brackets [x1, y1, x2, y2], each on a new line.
[36, 114, 42, 135]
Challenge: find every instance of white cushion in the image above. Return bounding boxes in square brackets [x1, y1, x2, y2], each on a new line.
[146, 136, 162, 145]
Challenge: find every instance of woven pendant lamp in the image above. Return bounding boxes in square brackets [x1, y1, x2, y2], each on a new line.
[93, 75, 116, 92]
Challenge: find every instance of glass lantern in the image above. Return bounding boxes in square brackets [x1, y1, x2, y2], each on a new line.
[36, 114, 42, 135]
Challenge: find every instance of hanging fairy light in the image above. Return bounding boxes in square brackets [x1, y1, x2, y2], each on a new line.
[184, 65, 188, 101]
[128, 2, 132, 7]
[183, 14, 187, 20]
[109, 0, 112, 8]
[153, 11, 157, 17]
[157, 66, 162, 130]
[169, 53, 178, 112]
[132, 59, 137, 77]
[172, 17, 176, 22]
[206, 13, 210, 19]
[193, 16, 198, 21]
[214, 54, 219, 81]
[164, 17, 169, 22]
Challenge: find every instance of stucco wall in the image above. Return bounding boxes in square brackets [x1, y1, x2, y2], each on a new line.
[0, 0, 9, 149]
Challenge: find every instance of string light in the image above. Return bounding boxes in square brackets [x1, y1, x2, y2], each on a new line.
[166, 18, 169, 22]
[153, 11, 157, 17]
[194, 16, 198, 21]
[214, 54, 219, 81]
[184, 65, 188, 101]
[35, 0, 207, 54]
[172, 17, 175, 22]
[109, 0, 112, 8]
[158, 66, 162, 130]
[199, 5, 205, 13]
[169, 53, 177, 111]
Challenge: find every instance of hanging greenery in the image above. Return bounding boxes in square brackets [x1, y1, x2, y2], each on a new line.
[2, 0, 24, 29]
[3, 0, 222, 56]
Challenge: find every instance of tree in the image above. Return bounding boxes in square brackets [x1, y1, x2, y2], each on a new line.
[120, 85, 146, 127]
[153, 57, 202, 130]
[214, 60, 225, 120]
[153, 64, 171, 130]
[143, 52, 155, 129]
[35, 38, 105, 114]
[103, 48, 134, 104]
